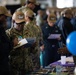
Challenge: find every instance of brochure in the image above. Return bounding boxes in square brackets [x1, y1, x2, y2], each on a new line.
[14, 38, 28, 49]
[14, 37, 36, 49]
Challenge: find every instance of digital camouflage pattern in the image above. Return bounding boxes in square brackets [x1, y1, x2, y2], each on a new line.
[24, 20, 43, 69]
[6, 28, 33, 75]
[6, 21, 42, 74]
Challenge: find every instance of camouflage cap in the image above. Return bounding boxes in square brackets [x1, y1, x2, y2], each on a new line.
[47, 13, 56, 22]
[24, 9, 34, 17]
[0, 6, 12, 17]
[12, 11, 25, 23]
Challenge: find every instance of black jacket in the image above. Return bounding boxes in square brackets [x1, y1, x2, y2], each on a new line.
[58, 17, 74, 44]
[42, 23, 62, 48]
[0, 26, 13, 72]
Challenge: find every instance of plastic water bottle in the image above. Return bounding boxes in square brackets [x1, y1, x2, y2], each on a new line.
[40, 51, 44, 68]
[56, 64, 62, 75]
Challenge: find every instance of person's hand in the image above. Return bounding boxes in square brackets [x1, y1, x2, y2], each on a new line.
[40, 45, 44, 51]
[57, 37, 61, 41]
[13, 37, 18, 46]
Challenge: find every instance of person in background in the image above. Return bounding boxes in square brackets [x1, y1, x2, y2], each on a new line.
[41, 13, 62, 67]
[57, 9, 74, 45]
[41, 8, 52, 28]
[55, 10, 64, 26]
[16, 0, 36, 14]
[24, 9, 43, 71]
[33, 3, 41, 15]
[57, 9, 74, 57]
[71, 16, 76, 30]
[36, 9, 44, 28]
[0, 6, 18, 75]
[5, 0, 21, 29]
[6, 11, 35, 75]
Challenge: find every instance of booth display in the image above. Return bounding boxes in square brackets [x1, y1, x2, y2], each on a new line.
[28, 56, 75, 75]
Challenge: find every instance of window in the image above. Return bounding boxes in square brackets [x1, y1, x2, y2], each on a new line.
[57, 0, 73, 8]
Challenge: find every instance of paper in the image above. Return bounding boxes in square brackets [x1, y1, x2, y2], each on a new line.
[18, 38, 28, 45]
[14, 38, 28, 49]
[66, 56, 74, 63]
[14, 37, 36, 49]
[48, 34, 61, 39]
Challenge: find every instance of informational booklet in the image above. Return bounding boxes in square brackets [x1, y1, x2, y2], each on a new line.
[14, 37, 36, 49]
[14, 38, 28, 49]
[48, 34, 61, 39]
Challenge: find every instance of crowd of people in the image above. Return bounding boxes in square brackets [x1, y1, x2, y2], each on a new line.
[0, 0, 76, 75]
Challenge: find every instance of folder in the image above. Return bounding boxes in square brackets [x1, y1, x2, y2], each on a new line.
[48, 34, 61, 39]
[25, 37, 36, 48]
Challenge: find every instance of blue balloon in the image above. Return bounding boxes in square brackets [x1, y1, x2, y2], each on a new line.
[66, 31, 76, 55]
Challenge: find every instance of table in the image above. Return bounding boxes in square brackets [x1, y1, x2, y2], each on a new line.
[28, 56, 75, 75]
[45, 56, 75, 75]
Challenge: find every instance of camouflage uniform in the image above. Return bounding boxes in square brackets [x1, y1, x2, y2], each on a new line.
[8, 8, 42, 75]
[24, 9, 43, 71]
[6, 22, 42, 75]
[6, 11, 36, 75]
[24, 20, 43, 70]
[6, 22, 41, 75]
[6, 28, 34, 75]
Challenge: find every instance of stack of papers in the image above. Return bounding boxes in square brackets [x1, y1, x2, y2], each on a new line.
[48, 34, 61, 39]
